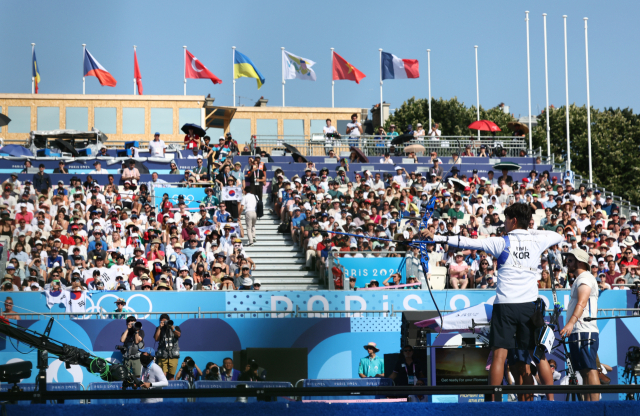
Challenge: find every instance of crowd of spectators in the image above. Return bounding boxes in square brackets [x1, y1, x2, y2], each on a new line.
[0, 132, 269, 293]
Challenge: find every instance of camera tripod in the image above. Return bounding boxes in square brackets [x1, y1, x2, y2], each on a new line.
[622, 346, 640, 401]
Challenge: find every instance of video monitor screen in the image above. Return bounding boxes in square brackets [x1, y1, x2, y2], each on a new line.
[434, 347, 490, 385]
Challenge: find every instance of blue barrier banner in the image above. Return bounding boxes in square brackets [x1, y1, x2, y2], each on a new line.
[165, 380, 190, 402]
[302, 378, 392, 401]
[163, 187, 208, 209]
[194, 381, 291, 402]
[89, 382, 139, 404]
[0, 382, 82, 405]
[338, 258, 406, 288]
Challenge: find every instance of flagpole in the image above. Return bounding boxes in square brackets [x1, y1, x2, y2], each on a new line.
[183, 46, 187, 96]
[475, 45, 480, 139]
[525, 11, 532, 151]
[232, 46, 236, 106]
[584, 17, 593, 185]
[379, 49, 383, 128]
[427, 49, 432, 130]
[564, 15, 571, 171]
[543, 13, 551, 158]
[134, 45, 137, 95]
[31, 43, 35, 94]
[281, 47, 285, 107]
[330, 48, 334, 108]
[82, 44, 86, 95]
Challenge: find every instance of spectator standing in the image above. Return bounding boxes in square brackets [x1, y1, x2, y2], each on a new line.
[149, 133, 167, 157]
[323, 118, 338, 155]
[346, 113, 363, 147]
[184, 128, 200, 150]
[428, 123, 442, 139]
[358, 342, 384, 378]
[33, 164, 51, 194]
[413, 123, 425, 141]
[242, 187, 258, 247]
[139, 347, 168, 403]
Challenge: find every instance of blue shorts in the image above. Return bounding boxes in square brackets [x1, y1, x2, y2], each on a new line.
[507, 349, 531, 366]
[568, 332, 599, 371]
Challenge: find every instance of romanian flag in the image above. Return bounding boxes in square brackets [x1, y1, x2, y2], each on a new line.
[234, 50, 265, 89]
[83, 48, 117, 87]
[32, 48, 41, 94]
[332, 52, 366, 84]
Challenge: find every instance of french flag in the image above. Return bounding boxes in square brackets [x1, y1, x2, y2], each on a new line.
[84, 49, 117, 87]
[381, 52, 419, 80]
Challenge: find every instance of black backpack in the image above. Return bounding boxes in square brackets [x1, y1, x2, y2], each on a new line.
[277, 221, 290, 234]
[255, 195, 264, 218]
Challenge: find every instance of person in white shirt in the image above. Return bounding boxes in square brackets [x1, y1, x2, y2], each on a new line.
[241, 189, 258, 246]
[428, 123, 442, 139]
[392, 167, 407, 188]
[413, 123, 426, 141]
[90, 161, 108, 175]
[138, 347, 168, 403]
[560, 248, 601, 401]
[379, 153, 394, 164]
[323, 118, 338, 155]
[424, 204, 563, 401]
[148, 133, 167, 158]
[346, 113, 362, 146]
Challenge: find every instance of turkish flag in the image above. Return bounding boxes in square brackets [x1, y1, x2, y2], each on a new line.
[134, 50, 143, 95]
[332, 52, 366, 84]
[185, 50, 222, 84]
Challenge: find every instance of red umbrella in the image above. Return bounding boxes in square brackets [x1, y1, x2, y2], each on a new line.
[468, 120, 501, 132]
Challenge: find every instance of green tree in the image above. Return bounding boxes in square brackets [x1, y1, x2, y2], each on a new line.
[532, 105, 640, 204]
[386, 97, 516, 137]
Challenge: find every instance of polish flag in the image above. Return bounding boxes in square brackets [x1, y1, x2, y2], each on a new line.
[185, 50, 222, 84]
[83, 49, 117, 87]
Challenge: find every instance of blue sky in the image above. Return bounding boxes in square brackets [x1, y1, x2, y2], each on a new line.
[2, 0, 639, 118]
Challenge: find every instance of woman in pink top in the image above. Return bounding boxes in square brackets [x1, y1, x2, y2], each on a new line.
[449, 252, 469, 289]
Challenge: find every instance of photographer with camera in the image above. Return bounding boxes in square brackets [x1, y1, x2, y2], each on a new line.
[154, 313, 182, 378]
[239, 358, 267, 382]
[203, 362, 222, 381]
[138, 347, 168, 404]
[175, 356, 202, 385]
[119, 316, 145, 377]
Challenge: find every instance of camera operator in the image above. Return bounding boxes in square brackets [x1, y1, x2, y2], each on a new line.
[239, 358, 267, 381]
[221, 357, 241, 381]
[203, 362, 222, 381]
[119, 316, 145, 377]
[138, 347, 168, 404]
[154, 313, 182, 378]
[175, 356, 202, 385]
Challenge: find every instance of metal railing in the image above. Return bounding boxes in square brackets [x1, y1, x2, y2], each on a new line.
[250, 135, 530, 158]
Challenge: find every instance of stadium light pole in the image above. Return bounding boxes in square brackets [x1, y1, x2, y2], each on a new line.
[564, 15, 571, 171]
[475, 45, 480, 139]
[525, 11, 532, 151]
[427, 49, 432, 130]
[584, 18, 593, 185]
[543, 14, 551, 158]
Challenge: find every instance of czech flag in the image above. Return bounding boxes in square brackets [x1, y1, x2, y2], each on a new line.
[84, 48, 117, 87]
[381, 52, 419, 80]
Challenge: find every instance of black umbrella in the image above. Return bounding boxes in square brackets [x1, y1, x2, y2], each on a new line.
[283, 143, 301, 154]
[291, 153, 307, 163]
[0, 113, 10, 128]
[125, 159, 150, 174]
[349, 146, 369, 163]
[391, 133, 414, 145]
[181, 123, 206, 138]
[51, 138, 79, 157]
[448, 178, 468, 193]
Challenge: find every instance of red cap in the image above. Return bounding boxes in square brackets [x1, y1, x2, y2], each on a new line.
[71, 225, 79, 229]
[522, 178, 529, 183]
[470, 231, 478, 236]
[464, 186, 471, 191]
[163, 202, 171, 209]
[552, 176, 557, 180]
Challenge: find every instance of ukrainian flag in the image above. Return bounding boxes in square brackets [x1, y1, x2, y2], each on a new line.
[32, 48, 41, 94]
[234, 50, 265, 89]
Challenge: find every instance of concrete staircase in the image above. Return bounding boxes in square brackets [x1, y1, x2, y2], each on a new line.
[240, 208, 324, 290]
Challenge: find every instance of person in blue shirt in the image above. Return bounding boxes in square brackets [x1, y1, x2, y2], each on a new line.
[398, 202, 411, 218]
[53, 181, 68, 197]
[47, 247, 64, 268]
[181, 239, 200, 267]
[216, 204, 231, 223]
[175, 357, 202, 383]
[221, 357, 241, 381]
[358, 342, 385, 378]
[87, 229, 108, 253]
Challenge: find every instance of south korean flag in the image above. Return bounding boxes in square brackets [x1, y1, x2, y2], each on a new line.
[222, 186, 243, 202]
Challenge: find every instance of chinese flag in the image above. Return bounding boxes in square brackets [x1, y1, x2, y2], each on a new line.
[134, 50, 143, 95]
[185, 49, 222, 84]
[332, 52, 366, 84]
